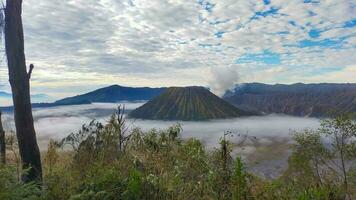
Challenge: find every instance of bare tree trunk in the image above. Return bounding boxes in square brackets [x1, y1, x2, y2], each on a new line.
[4, 0, 42, 183]
[0, 111, 5, 165]
[340, 147, 349, 198]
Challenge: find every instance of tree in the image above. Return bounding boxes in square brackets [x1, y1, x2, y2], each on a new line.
[105, 105, 130, 153]
[4, 0, 42, 183]
[292, 129, 330, 186]
[232, 157, 250, 200]
[0, 111, 5, 165]
[287, 115, 356, 199]
[319, 114, 356, 199]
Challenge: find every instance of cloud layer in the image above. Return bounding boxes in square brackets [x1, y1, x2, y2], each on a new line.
[1, 102, 321, 177]
[1, 102, 320, 150]
[0, 0, 355, 97]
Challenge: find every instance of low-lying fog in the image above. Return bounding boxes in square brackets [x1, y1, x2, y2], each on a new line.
[2, 102, 320, 148]
[2, 102, 321, 178]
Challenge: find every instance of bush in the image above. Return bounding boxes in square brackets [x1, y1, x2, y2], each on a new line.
[0, 165, 40, 200]
[1, 111, 355, 199]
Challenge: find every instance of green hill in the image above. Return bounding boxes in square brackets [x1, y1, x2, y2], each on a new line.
[129, 86, 250, 121]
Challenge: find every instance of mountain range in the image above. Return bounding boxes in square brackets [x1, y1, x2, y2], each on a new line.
[1, 83, 356, 118]
[224, 83, 356, 117]
[1, 91, 51, 99]
[0, 91, 12, 98]
[129, 86, 250, 121]
[55, 85, 166, 105]
[0, 91, 52, 105]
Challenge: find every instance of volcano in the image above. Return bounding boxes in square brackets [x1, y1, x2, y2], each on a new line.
[128, 86, 250, 121]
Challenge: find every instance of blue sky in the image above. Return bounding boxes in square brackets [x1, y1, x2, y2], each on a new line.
[0, 0, 355, 99]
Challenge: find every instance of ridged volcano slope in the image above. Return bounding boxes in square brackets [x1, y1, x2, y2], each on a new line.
[129, 86, 250, 121]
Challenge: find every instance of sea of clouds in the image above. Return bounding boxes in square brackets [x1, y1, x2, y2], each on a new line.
[1, 102, 324, 178]
[1, 102, 321, 151]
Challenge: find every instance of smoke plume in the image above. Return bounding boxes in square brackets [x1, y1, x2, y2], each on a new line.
[209, 67, 239, 96]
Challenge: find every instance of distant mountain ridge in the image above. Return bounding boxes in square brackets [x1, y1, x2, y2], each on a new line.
[223, 83, 356, 117]
[0, 91, 12, 98]
[3, 83, 356, 118]
[1, 85, 166, 112]
[1, 91, 52, 105]
[129, 86, 251, 121]
[1, 91, 51, 99]
[55, 85, 166, 105]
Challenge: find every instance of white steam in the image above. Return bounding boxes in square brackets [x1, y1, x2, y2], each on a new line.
[209, 67, 239, 96]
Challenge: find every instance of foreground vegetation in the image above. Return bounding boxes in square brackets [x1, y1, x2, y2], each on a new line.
[0, 109, 355, 200]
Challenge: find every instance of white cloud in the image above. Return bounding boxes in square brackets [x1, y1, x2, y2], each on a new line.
[0, 0, 354, 98]
[302, 64, 356, 83]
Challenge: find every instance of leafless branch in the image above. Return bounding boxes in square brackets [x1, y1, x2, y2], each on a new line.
[28, 64, 34, 79]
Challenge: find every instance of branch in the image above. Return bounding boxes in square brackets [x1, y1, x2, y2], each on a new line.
[28, 64, 34, 79]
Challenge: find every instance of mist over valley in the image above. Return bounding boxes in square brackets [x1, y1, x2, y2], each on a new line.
[2, 102, 321, 178]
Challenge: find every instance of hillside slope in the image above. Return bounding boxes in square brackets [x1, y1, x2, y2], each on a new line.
[55, 85, 166, 104]
[223, 83, 356, 117]
[129, 86, 251, 121]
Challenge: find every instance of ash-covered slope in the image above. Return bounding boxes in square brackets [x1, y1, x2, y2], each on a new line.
[223, 83, 356, 117]
[129, 86, 250, 121]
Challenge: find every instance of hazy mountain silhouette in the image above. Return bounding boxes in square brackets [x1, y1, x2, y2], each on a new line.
[0, 91, 12, 98]
[0, 91, 52, 104]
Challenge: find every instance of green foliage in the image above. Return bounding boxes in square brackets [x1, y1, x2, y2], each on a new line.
[68, 165, 125, 200]
[284, 129, 328, 188]
[0, 165, 40, 200]
[319, 114, 356, 198]
[281, 113, 356, 199]
[0, 110, 355, 199]
[232, 157, 251, 200]
[122, 169, 143, 200]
